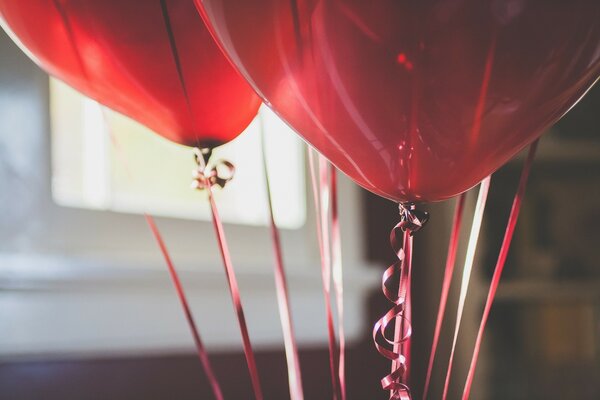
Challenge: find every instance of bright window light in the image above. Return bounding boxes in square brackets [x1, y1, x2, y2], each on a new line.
[50, 79, 306, 229]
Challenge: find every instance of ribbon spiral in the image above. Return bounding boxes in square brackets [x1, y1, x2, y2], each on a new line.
[373, 204, 429, 400]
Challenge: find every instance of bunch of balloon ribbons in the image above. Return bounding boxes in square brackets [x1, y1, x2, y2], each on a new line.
[1, 1, 598, 399]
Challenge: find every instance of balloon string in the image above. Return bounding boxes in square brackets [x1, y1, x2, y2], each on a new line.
[259, 120, 304, 400]
[373, 225, 411, 400]
[144, 216, 224, 400]
[422, 193, 467, 400]
[373, 205, 429, 400]
[308, 150, 340, 400]
[442, 177, 491, 400]
[196, 152, 264, 400]
[330, 163, 347, 400]
[401, 236, 413, 386]
[393, 232, 413, 392]
[442, 27, 496, 399]
[462, 141, 538, 400]
[102, 111, 223, 400]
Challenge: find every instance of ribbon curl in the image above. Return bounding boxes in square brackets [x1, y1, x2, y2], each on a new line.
[192, 147, 235, 190]
[373, 204, 429, 400]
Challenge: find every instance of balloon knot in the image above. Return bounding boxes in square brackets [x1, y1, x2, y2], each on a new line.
[398, 203, 429, 234]
[191, 147, 235, 190]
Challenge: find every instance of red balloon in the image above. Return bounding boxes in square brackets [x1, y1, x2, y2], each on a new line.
[197, 0, 600, 202]
[0, 0, 261, 148]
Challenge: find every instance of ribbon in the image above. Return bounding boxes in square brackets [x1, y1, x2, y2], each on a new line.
[373, 204, 429, 400]
[422, 193, 467, 400]
[441, 28, 496, 398]
[308, 150, 340, 400]
[104, 113, 223, 400]
[259, 122, 304, 400]
[442, 177, 491, 400]
[193, 149, 264, 400]
[462, 141, 538, 399]
[395, 203, 428, 391]
[330, 163, 347, 400]
[308, 151, 347, 400]
[400, 234, 413, 387]
[145, 216, 224, 400]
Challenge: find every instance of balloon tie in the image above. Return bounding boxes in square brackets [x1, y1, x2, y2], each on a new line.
[192, 147, 235, 190]
[192, 147, 264, 400]
[373, 204, 428, 400]
[398, 204, 430, 235]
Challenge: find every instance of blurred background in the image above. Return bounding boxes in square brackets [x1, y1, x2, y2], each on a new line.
[1, 26, 599, 400]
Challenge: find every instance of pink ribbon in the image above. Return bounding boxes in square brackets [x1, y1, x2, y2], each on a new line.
[145, 216, 224, 400]
[260, 126, 304, 400]
[308, 152, 347, 400]
[373, 204, 428, 400]
[105, 119, 223, 400]
[330, 163, 347, 400]
[462, 141, 538, 399]
[422, 193, 467, 400]
[442, 177, 491, 400]
[374, 227, 411, 399]
[194, 149, 264, 400]
[442, 28, 497, 399]
[308, 150, 341, 400]
[399, 233, 413, 388]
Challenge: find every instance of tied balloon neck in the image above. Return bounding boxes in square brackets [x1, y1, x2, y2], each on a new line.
[191, 147, 235, 191]
[398, 203, 429, 235]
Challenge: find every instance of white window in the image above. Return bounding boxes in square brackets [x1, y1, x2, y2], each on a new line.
[50, 79, 306, 229]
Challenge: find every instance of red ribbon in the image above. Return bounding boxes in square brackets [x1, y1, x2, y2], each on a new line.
[442, 29, 497, 399]
[422, 193, 467, 400]
[308, 150, 341, 400]
[462, 141, 538, 399]
[195, 151, 264, 400]
[400, 234, 413, 388]
[442, 177, 491, 400]
[106, 120, 223, 400]
[373, 205, 428, 400]
[308, 152, 347, 400]
[260, 125, 304, 400]
[145, 215, 224, 400]
[374, 225, 411, 400]
[330, 163, 347, 400]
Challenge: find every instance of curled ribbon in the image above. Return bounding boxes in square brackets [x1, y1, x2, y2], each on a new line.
[373, 204, 429, 400]
[192, 147, 235, 190]
[399, 204, 429, 234]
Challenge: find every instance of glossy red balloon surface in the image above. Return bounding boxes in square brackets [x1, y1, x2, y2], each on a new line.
[0, 0, 261, 147]
[198, 0, 600, 202]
